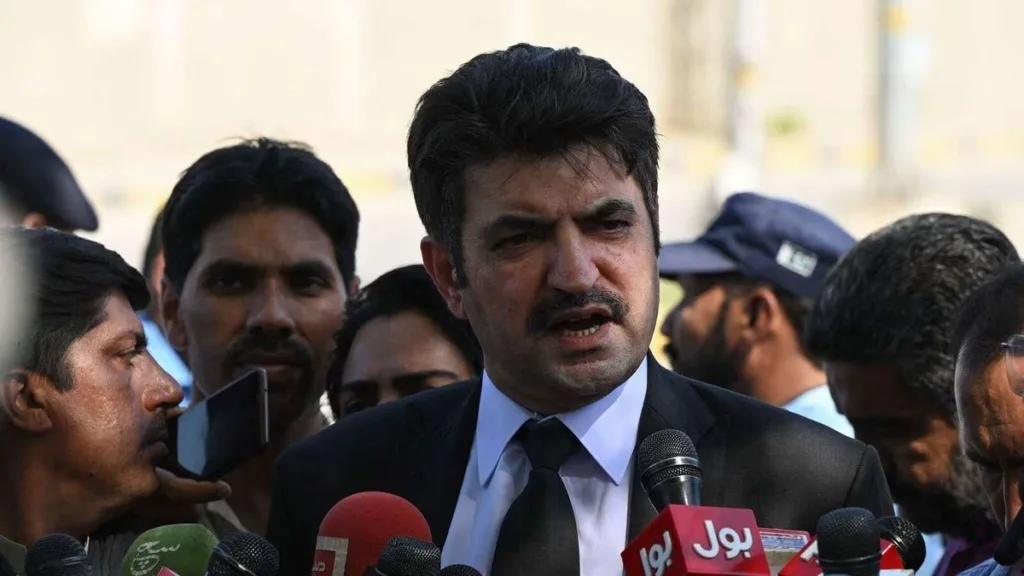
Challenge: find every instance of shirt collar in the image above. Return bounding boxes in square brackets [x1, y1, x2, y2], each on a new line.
[476, 357, 648, 487]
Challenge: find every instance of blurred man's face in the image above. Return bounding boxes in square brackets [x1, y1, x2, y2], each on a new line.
[828, 361, 992, 536]
[334, 310, 476, 418]
[423, 147, 659, 414]
[660, 274, 747, 388]
[47, 292, 183, 512]
[164, 207, 347, 438]
[956, 353, 1024, 531]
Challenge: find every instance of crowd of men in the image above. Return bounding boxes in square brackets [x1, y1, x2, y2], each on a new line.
[0, 42, 1023, 576]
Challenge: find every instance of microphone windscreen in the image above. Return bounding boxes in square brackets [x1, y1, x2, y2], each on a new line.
[637, 429, 698, 471]
[25, 534, 90, 576]
[119, 524, 218, 576]
[316, 491, 432, 574]
[877, 516, 926, 571]
[208, 532, 279, 576]
[376, 537, 440, 576]
[817, 507, 881, 567]
[439, 564, 482, 576]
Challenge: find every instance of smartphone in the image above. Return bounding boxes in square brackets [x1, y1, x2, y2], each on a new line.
[166, 368, 270, 480]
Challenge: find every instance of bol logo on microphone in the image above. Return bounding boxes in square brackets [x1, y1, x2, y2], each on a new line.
[693, 520, 755, 560]
[639, 531, 673, 576]
[623, 506, 771, 576]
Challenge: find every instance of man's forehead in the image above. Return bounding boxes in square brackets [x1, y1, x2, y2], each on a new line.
[465, 151, 636, 202]
[195, 209, 339, 270]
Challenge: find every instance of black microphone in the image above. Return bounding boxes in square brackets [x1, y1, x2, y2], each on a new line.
[637, 429, 702, 510]
[375, 536, 441, 576]
[817, 508, 882, 576]
[439, 565, 482, 576]
[204, 532, 279, 576]
[877, 516, 926, 571]
[25, 534, 91, 576]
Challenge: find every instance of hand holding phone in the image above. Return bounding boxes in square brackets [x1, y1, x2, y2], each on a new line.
[166, 368, 271, 481]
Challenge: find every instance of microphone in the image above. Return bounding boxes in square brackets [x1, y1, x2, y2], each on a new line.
[25, 534, 91, 576]
[877, 516, 925, 571]
[438, 565, 481, 576]
[780, 513, 924, 576]
[375, 537, 440, 576]
[119, 524, 219, 576]
[816, 508, 881, 576]
[204, 532, 279, 576]
[312, 492, 433, 575]
[638, 429, 702, 509]
[623, 430, 771, 576]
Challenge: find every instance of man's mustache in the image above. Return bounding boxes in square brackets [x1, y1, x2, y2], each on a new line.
[527, 288, 627, 334]
[225, 332, 314, 366]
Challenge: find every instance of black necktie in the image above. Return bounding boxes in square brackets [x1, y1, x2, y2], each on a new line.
[490, 419, 582, 576]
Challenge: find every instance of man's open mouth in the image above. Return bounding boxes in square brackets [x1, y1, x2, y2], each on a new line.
[547, 307, 613, 338]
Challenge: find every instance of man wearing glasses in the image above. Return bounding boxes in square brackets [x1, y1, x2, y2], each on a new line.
[954, 263, 1024, 575]
[955, 263, 1024, 532]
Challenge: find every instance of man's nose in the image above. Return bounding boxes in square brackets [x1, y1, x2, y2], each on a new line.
[661, 303, 681, 337]
[246, 283, 297, 333]
[144, 359, 185, 410]
[547, 229, 598, 294]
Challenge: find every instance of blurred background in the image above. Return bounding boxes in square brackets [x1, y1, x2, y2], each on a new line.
[3, 0, 1024, 362]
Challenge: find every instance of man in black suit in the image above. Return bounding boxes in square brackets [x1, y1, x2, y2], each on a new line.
[267, 44, 893, 576]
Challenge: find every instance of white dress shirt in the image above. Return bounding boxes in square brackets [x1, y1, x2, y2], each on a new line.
[441, 358, 649, 576]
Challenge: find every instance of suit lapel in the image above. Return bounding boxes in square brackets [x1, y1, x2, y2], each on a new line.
[627, 358, 731, 541]
[413, 380, 481, 548]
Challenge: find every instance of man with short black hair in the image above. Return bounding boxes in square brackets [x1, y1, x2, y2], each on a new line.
[269, 44, 892, 576]
[160, 137, 360, 537]
[326, 264, 481, 420]
[0, 228, 182, 574]
[806, 213, 1014, 576]
[659, 192, 854, 435]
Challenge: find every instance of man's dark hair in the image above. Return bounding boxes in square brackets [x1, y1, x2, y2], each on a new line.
[142, 205, 165, 283]
[952, 263, 1024, 383]
[0, 227, 149, 390]
[161, 138, 360, 290]
[325, 264, 482, 417]
[407, 43, 660, 281]
[806, 213, 1019, 419]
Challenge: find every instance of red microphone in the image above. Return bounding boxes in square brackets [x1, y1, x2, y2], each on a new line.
[311, 492, 433, 576]
[623, 504, 771, 576]
[623, 431, 771, 576]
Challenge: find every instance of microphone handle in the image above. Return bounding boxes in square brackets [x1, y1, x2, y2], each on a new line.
[648, 475, 702, 511]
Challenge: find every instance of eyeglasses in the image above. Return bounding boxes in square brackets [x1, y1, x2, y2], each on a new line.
[1002, 334, 1024, 396]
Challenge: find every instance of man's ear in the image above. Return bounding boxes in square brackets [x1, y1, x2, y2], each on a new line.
[0, 370, 55, 433]
[160, 276, 188, 351]
[421, 236, 465, 319]
[739, 287, 779, 340]
[348, 275, 361, 298]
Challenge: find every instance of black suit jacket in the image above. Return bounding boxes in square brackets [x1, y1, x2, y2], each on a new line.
[267, 359, 893, 575]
